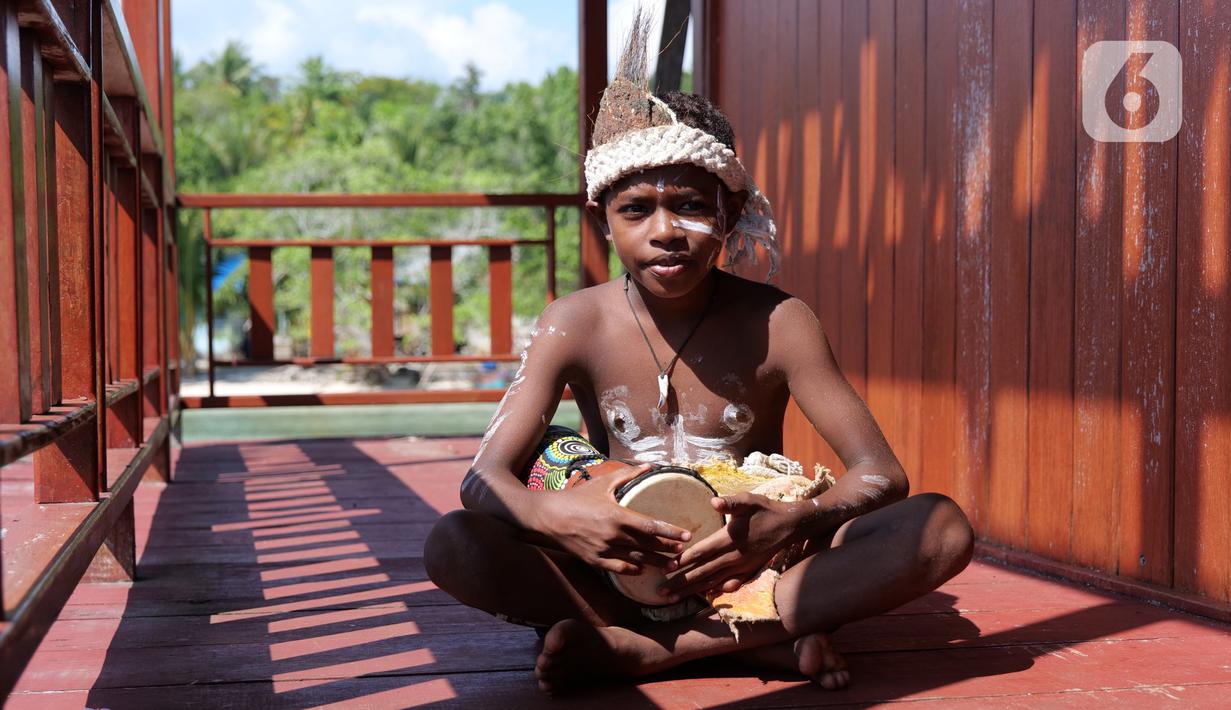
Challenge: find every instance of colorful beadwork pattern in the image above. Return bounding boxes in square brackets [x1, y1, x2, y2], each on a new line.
[524, 426, 606, 491]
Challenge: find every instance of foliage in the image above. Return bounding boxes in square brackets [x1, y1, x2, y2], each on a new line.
[175, 43, 585, 361]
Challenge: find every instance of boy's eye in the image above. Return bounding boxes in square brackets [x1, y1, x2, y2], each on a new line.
[618, 203, 650, 215]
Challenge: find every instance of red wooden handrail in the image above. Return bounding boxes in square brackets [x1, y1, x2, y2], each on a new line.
[180, 192, 581, 209]
[189, 195, 571, 401]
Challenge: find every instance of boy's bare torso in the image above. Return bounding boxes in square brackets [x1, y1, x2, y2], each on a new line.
[559, 271, 794, 465]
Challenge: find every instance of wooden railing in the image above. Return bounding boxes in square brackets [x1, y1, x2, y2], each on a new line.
[0, 0, 176, 695]
[178, 192, 583, 408]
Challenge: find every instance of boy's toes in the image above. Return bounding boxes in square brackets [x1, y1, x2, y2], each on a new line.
[794, 633, 850, 690]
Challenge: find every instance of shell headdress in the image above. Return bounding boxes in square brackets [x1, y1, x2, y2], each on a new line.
[583, 9, 780, 281]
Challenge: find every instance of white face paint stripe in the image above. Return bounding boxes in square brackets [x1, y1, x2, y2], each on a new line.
[671, 218, 715, 235]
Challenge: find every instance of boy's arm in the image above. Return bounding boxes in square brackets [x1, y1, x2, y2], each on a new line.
[771, 297, 909, 537]
[661, 297, 911, 602]
[460, 297, 691, 574]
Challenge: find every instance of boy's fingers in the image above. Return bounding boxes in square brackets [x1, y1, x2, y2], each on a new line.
[713, 493, 759, 515]
[600, 558, 643, 576]
[605, 463, 654, 491]
[627, 514, 692, 543]
[676, 529, 730, 568]
[613, 546, 678, 569]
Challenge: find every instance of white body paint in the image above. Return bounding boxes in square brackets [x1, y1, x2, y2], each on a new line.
[671, 218, 715, 235]
[601, 386, 755, 464]
[860, 474, 890, 489]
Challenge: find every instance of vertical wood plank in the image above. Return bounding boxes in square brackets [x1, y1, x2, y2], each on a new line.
[786, 0, 822, 469]
[0, 3, 23, 424]
[488, 245, 512, 355]
[814, 0, 843, 471]
[1175, 0, 1230, 603]
[922, 0, 959, 497]
[247, 246, 274, 360]
[1116, 0, 1177, 587]
[370, 245, 394, 357]
[838, 0, 868, 399]
[953, 0, 994, 530]
[865, 0, 896, 473]
[892, 0, 925, 492]
[1026, 0, 1077, 561]
[429, 245, 453, 356]
[310, 246, 333, 359]
[1071, 0, 1125, 573]
[986, 0, 1033, 548]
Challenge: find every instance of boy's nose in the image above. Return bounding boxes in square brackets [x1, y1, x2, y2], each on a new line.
[648, 210, 686, 248]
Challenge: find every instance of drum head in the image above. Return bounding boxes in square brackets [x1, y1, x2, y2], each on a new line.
[607, 468, 725, 606]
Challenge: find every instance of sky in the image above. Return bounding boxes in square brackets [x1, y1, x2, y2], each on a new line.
[172, 0, 691, 90]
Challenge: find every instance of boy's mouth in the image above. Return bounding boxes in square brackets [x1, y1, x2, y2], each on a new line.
[646, 254, 692, 278]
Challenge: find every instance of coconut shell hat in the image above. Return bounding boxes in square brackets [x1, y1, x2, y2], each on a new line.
[583, 9, 780, 280]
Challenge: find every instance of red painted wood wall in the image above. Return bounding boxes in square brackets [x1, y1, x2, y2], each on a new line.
[706, 0, 1229, 606]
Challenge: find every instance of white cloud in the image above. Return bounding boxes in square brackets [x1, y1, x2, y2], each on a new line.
[355, 1, 565, 88]
[173, 0, 577, 88]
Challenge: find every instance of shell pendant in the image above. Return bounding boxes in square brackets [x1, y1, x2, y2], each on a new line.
[657, 373, 669, 409]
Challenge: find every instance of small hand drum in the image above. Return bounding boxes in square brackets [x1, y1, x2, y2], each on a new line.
[607, 465, 726, 606]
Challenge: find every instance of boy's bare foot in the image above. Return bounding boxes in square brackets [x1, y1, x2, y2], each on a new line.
[794, 633, 850, 690]
[735, 632, 850, 690]
[534, 619, 670, 694]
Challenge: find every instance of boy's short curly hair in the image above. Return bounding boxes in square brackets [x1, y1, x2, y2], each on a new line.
[656, 91, 737, 151]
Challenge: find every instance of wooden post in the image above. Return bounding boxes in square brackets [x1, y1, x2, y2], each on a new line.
[429, 245, 453, 355]
[203, 208, 214, 397]
[35, 78, 100, 503]
[488, 245, 512, 355]
[310, 246, 333, 358]
[247, 245, 274, 359]
[545, 206, 556, 303]
[370, 245, 394, 357]
[578, 0, 607, 288]
[4, 6, 33, 422]
[0, 4, 24, 425]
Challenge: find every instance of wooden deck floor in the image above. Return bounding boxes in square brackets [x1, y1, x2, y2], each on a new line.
[9, 436, 1231, 708]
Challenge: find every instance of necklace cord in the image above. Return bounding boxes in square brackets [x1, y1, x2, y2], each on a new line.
[623, 272, 717, 378]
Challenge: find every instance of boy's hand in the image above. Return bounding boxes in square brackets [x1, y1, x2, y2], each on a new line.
[657, 492, 796, 601]
[537, 462, 693, 576]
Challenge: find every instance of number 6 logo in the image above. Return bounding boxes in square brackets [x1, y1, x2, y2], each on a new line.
[1082, 40, 1182, 143]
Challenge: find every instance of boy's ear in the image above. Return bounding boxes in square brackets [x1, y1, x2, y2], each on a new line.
[585, 199, 612, 239]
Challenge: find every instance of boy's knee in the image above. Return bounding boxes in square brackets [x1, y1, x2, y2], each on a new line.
[912, 493, 974, 575]
[425, 509, 490, 589]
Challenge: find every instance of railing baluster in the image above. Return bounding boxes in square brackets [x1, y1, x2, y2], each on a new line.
[370, 245, 394, 357]
[22, 32, 52, 414]
[310, 245, 334, 358]
[429, 245, 453, 356]
[489, 244, 512, 355]
[248, 245, 274, 360]
[0, 4, 23, 424]
[41, 53, 61, 407]
[34, 74, 98, 503]
[545, 206, 556, 303]
[204, 208, 215, 398]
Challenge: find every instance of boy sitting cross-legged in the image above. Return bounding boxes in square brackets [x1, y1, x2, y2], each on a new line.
[424, 15, 973, 695]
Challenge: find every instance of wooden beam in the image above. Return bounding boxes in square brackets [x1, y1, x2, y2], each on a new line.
[578, 0, 607, 287]
[655, 0, 690, 93]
